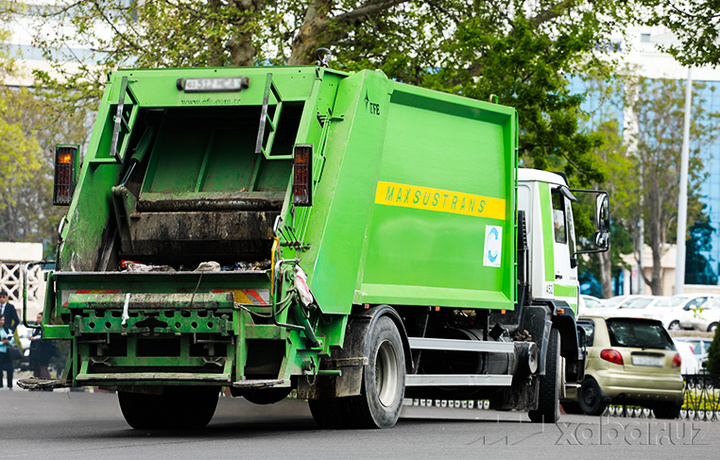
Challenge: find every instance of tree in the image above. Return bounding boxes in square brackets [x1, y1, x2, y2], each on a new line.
[10, 1, 647, 187]
[624, 76, 718, 295]
[0, 86, 88, 244]
[641, 0, 720, 69]
[707, 328, 720, 375]
[0, 21, 46, 242]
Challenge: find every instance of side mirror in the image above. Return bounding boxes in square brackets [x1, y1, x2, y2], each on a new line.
[595, 231, 610, 250]
[596, 193, 610, 231]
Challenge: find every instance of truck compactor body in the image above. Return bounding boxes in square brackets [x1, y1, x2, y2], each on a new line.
[23, 65, 610, 429]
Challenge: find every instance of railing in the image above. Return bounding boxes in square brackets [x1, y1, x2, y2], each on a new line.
[606, 374, 720, 421]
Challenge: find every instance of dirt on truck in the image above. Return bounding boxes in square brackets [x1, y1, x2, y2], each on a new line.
[20, 63, 610, 430]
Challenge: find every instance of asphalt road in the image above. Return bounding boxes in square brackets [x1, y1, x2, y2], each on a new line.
[2, 390, 718, 459]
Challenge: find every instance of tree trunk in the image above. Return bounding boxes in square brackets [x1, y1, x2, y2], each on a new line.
[597, 250, 613, 298]
[226, 0, 264, 67]
[288, 0, 333, 65]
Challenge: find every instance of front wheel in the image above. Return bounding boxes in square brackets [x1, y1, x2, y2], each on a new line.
[529, 328, 561, 423]
[118, 386, 219, 430]
[708, 322, 717, 333]
[668, 320, 681, 331]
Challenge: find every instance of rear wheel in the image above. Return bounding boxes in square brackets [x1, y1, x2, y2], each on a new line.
[668, 320, 681, 331]
[529, 328, 561, 423]
[708, 322, 717, 333]
[118, 386, 219, 430]
[578, 378, 607, 416]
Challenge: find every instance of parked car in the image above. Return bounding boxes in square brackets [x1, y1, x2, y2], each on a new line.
[582, 295, 604, 309]
[674, 337, 713, 368]
[601, 295, 651, 316]
[13, 323, 35, 371]
[663, 294, 714, 331]
[673, 338, 700, 374]
[562, 315, 684, 419]
[680, 297, 720, 332]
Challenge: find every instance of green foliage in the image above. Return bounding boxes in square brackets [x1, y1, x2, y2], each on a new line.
[11, 0, 648, 189]
[642, 0, 720, 69]
[707, 330, 720, 375]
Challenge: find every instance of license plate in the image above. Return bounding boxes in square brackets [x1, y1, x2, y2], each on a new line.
[632, 356, 663, 367]
[182, 77, 249, 93]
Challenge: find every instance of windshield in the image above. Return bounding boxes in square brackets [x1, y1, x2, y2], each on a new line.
[604, 296, 628, 308]
[669, 296, 689, 308]
[624, 297, 654, 309]
[606, 318, 675, 350]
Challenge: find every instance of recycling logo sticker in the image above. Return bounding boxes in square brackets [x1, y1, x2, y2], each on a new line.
[483, 225, 502, 268]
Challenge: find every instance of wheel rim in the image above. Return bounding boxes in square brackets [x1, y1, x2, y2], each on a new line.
[376, 339, 400, 407]
[669, 321, 680, 331]
[582, 385, 598, 409]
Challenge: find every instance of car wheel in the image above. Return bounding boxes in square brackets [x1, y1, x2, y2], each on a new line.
[708, 322, 717, 333]
[578, 378, 607, 416]
[668, 320, 680, 331]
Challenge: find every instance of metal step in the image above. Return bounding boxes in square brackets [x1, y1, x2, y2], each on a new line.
[408, 337, 514, 353]
[405, 374, 513, 387]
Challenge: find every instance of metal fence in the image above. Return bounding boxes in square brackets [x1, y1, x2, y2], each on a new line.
[607, 374, 720, 421]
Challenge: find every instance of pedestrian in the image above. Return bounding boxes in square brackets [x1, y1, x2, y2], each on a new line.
[0, 316, 14, 390]
[29, 313, 52, 379]
[0, 290, 20, 333]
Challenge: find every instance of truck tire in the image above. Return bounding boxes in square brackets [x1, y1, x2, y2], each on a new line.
[348, 315, 406, 428]
[528, 328, 561, 423]
[308, 398, 352, 429]
[118, 386, 219, 430]
[577, 378, 607, 416]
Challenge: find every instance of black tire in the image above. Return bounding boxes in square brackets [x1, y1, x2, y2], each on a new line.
[308, 398, 352, 429]
[578, 378, 607, 416]
[236, 387, 292, 405]
[561, 401, 583, 414]
[118, 386, 219, 430]
[529, 328, 561, 423]
[344, 315, 406, 429]
[708, 322, 717, 333]
[668, 320, 681, 331]
[652, 402, 681, 419]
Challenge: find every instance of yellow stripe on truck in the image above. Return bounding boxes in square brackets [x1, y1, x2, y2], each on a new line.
[375, 181, 505, 221]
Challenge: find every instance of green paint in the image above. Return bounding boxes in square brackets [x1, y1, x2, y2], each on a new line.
[46, 65, 521, 390]
[538, 182, 555, 282]
[554, 284, 577, 298]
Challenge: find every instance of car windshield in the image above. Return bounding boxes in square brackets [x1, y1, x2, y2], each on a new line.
[624, 297, 654, 309]
[653, 297, 672, 308]
[606, 318, 675, 350]
[603, 297, 628, 308]
[669, 296, 691, 308]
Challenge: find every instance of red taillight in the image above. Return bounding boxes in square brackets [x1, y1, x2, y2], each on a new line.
[600, 349, 624, 365]
[293, 144, 313, 206]
[672, 353, 682, 368]
[53, 145, 78, 206]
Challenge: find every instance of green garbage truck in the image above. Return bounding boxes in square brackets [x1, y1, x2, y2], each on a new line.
[21, 64, 609, 429]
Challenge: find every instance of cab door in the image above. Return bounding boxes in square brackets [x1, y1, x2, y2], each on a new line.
[550, 187, 579, 311]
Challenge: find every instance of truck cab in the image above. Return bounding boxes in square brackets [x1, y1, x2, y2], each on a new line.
[518, 169, 609, 313]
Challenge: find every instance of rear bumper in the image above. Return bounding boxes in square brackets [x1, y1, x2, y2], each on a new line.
[591, 369, 684, 403]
